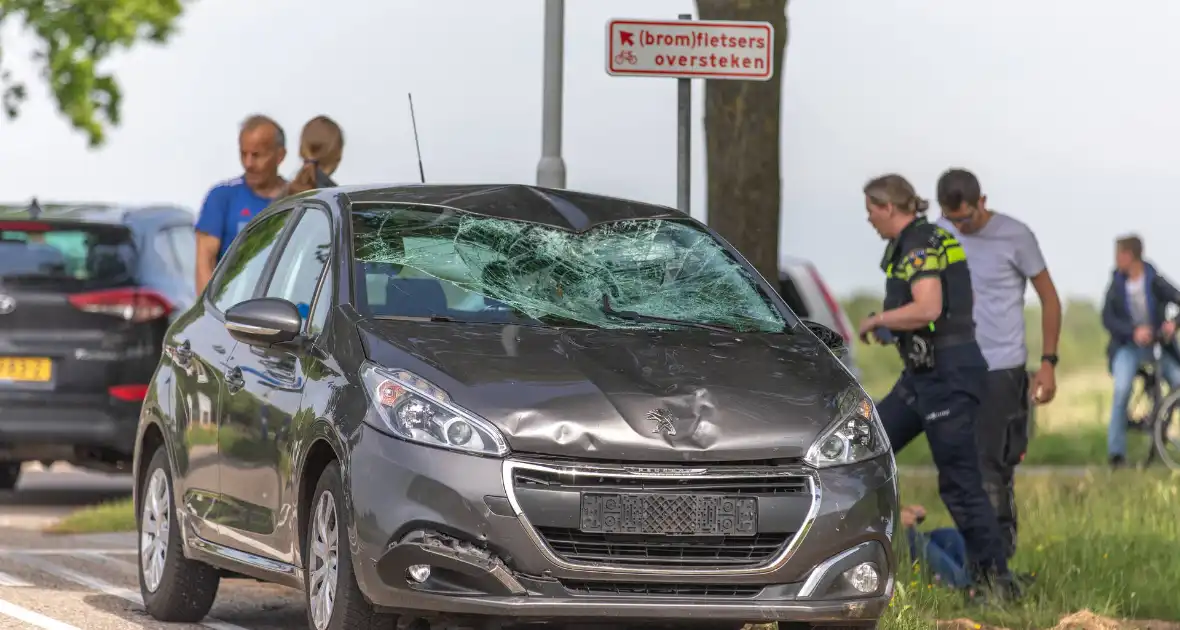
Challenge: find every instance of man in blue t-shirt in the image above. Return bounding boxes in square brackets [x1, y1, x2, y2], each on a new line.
[195, 114, 288, 293]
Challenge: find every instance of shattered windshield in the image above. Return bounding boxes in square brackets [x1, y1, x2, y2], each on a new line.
[351, 204, 789, 333]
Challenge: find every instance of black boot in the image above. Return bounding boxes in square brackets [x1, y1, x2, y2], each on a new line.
[963, 570, 1023, 607]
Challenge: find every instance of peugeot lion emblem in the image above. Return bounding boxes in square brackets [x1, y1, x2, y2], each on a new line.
[646, 408, 678, 436]
[0, 295, 16, 315]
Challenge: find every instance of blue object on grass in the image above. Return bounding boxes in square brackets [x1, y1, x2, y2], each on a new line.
[906, 526, 971, 588]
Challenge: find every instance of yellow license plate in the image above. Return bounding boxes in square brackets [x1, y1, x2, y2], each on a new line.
[0, 357, 52, 382]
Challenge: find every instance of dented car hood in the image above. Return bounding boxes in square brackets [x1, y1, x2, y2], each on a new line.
[358, 320, 855, 462]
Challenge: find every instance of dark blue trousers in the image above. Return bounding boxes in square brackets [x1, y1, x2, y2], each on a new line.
[878, 345, 1010, 582]
[906, 526, 971, 588]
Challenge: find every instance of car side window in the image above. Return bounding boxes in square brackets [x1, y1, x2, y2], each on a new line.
[151, 226, 196, 290]
[210, 211, 292, 313]
[167, 225, 197, 290]
[308, 276, 333, 336]
[151, 228, 182, 270]
[779, 276, 809, 318]
[264, 207, 331, 327]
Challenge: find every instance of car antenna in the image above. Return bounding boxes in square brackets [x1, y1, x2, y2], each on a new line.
[27, 197, 41, 219]
[408, 92, 426, 184]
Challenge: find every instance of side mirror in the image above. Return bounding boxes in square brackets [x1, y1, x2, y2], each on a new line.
[803, 320, 846, 351]
[225, 297, 302, 346]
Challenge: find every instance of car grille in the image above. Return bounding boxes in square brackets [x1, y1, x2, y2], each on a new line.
[512, 468, 808, 495]
[509, 463, 810, 571]
[536, 527, 790, 568]
[561, 580, 764, 598]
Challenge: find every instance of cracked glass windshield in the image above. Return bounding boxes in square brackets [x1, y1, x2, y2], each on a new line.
[351, 204, 788, 333]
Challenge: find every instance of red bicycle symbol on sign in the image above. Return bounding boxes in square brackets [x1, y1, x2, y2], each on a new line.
[613, 50, 637, 66]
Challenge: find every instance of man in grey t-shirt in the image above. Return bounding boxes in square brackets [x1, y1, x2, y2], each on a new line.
[936, 168, 1062, 561]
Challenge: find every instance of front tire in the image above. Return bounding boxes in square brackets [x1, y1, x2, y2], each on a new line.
[137, 446, 221, 622]
[305, 460, 396, 630]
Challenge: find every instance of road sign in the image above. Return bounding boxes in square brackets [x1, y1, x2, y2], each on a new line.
[605, 18, 775, 81]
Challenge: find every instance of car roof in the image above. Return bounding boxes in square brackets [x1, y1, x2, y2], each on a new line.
[0, 201, 192, 226]
[779, 254, 819, 278]
[327, 184, 686, 232]
[780, 254, 810, 268]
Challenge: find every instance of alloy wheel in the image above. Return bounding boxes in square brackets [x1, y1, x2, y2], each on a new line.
[140, 467, 170, 593]
[308, 489, 339, 630]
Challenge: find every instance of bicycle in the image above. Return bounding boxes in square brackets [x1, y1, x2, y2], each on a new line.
[1143, 331, 1180, 469]
[1127, 346, 1165, 434]
[1124, 327, 1178, 468]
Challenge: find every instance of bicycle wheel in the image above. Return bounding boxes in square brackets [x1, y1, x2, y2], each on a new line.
[1154, 390, 1180, 470]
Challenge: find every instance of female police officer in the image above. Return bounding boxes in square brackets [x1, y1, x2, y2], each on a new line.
[856, 174, 1019, 601]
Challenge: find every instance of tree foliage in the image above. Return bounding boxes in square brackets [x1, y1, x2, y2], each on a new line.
[695, 0, 788, 284]
[0, 0, 185, 147]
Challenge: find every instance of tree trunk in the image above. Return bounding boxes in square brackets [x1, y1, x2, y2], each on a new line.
[695, 0, 789, 285]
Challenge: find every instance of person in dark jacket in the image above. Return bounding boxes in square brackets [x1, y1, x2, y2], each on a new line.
[1102, 234, 1180, 467]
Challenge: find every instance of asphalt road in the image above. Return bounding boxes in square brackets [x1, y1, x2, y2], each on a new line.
[0, 464, 306, 630]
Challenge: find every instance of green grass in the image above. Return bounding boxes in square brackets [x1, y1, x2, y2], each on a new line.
[46, 496, 135, 534]
[894, 425, 1154, 468]
[878, 469, 1180, 629]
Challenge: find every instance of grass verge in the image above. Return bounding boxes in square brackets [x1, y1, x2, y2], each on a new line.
[45, 496, 135, 534]
[894, 425, 1154, 468]
[874, 365, 1148, 468]
[881, 469, 1180, 629]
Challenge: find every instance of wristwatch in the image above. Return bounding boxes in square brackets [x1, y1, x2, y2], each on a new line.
[1041, 354, 1059, 367]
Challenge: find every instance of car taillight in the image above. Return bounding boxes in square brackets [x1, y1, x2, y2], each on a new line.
[109, 384, 149, 401]
[68, 288, 173, 323]
[0, 221, 51, 232]
[807, 264, 853, 343]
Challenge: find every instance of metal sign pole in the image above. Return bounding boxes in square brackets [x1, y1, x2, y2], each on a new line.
[605, 16, 773, 213]
[537, 0, 567, 188]
[676, 13, 692, 214]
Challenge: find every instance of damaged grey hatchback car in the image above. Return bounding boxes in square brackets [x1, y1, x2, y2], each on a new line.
[133, 184, 898, 630]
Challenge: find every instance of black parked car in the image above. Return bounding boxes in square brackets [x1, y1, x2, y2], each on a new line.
[133, 184, 897, 630]
[0, 201, 195, 489]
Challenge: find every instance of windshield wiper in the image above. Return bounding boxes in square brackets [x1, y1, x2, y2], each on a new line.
[534, 314, 600, 329]
[600, 294, 735, 333]
[373, 314, 465, 323]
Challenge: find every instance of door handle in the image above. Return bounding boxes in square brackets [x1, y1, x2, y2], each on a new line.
[174, 340, 192, 365]
[226, 366, 245, 393]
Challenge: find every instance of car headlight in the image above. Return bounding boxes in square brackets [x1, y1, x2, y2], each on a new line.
[804, 388, 889, 468]
[360, 362, 509, 457]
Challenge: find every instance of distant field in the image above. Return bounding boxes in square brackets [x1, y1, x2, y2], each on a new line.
[858, 362, 1116, 433]
[1026, 369, 1115, 433]
[888, 369, 1158, 467]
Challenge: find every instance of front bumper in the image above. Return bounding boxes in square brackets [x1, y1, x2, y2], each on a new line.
[346, 424, 898, 623]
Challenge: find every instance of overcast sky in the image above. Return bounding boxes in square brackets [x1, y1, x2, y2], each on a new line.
[0, 0, 1173, 301]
